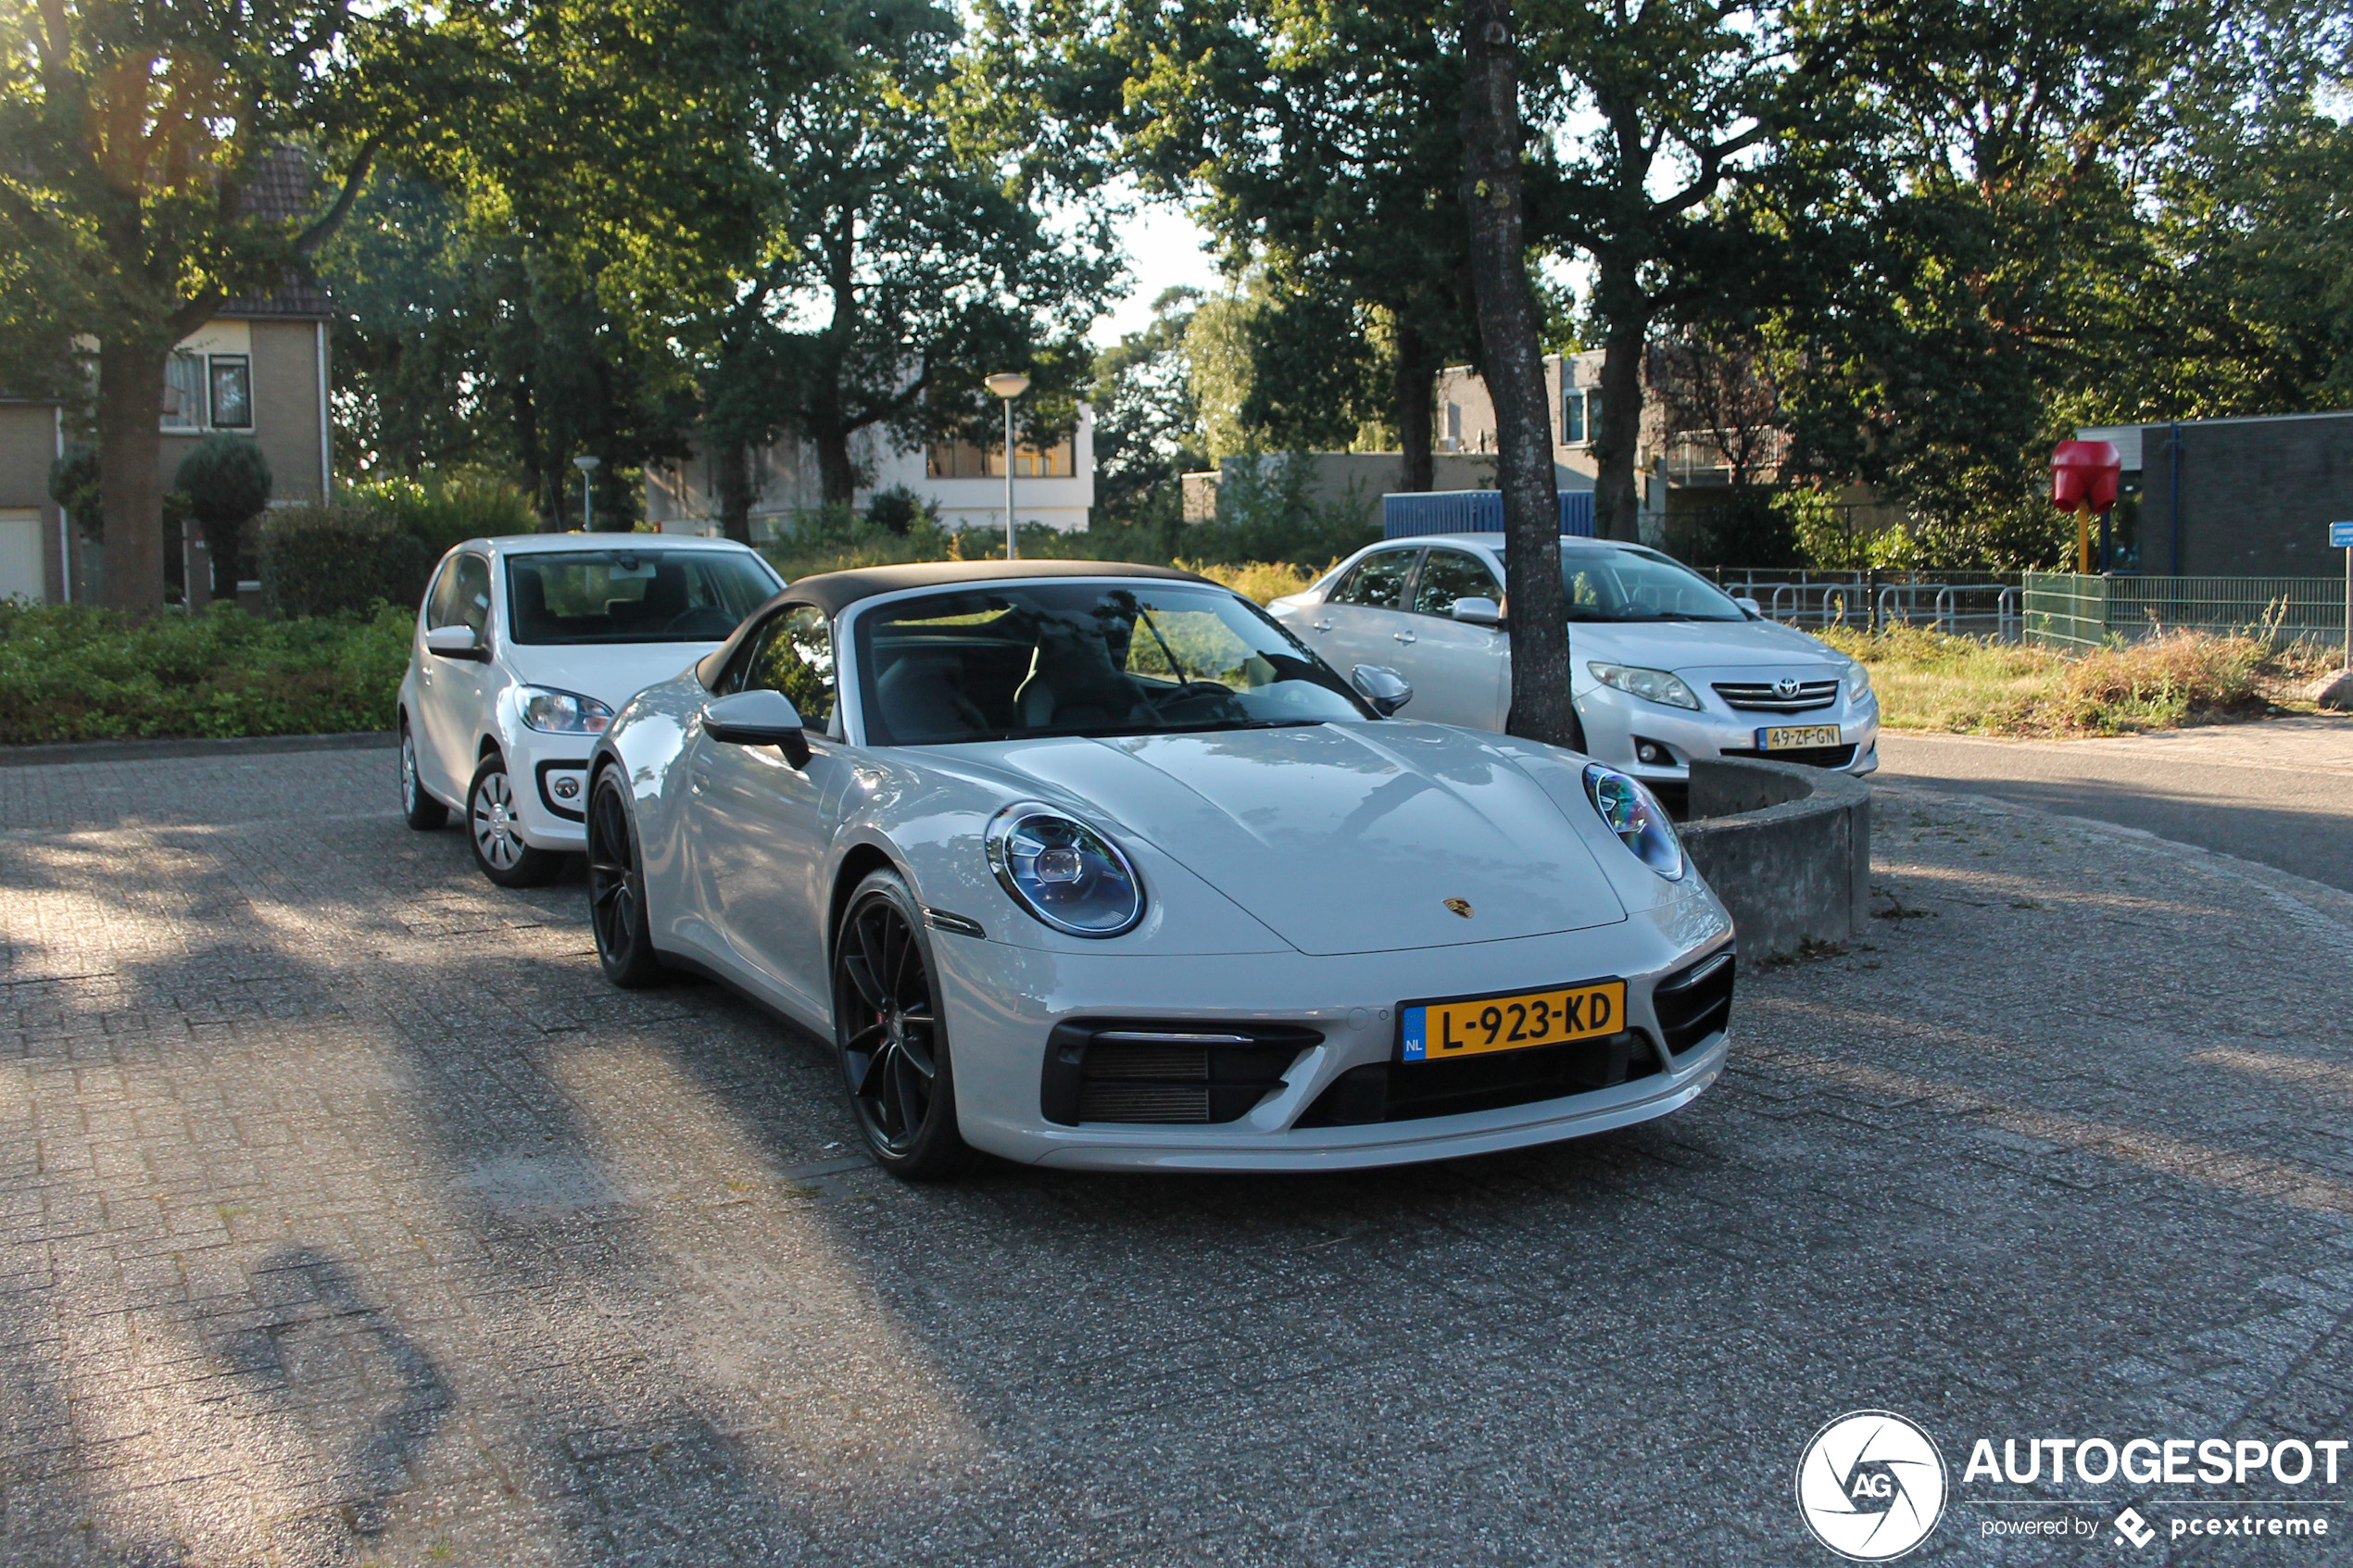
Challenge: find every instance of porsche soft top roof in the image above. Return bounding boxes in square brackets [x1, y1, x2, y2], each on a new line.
[696, 558, 1218, 688]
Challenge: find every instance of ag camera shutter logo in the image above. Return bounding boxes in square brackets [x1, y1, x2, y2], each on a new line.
[1795, 1411, 1948, 1561]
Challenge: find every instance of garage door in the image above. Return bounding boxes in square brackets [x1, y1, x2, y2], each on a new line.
[0, 510, 44, 603]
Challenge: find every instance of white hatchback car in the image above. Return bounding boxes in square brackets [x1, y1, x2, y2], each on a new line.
[1270, 533, 1879, 785]
[397, 533, 783, 885]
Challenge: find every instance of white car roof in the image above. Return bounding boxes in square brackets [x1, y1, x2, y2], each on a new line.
[1378, 533, 1640, 553]
[468, 533, 764, 557]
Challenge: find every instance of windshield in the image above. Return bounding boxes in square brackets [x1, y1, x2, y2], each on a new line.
[854, 581, 1374, 745]
[1496, 546, 1745, 622]
[506, 549, 779, 645]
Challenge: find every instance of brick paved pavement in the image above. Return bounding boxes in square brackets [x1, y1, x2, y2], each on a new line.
[2, 746, 2351, 1565]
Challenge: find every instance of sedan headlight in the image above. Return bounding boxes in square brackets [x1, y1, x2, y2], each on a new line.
[986, 807, 1145, 936]
[1584, 765, 1685, 880]
[519, 686, 616, 734]
[1587, 662, 1701, 710]
[1844, 657, 1873, 701]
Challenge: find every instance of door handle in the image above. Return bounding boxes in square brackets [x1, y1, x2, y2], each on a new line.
[1392, 630, 1417, 644]
[1310, 618, 1332, 632]
[690, 768, 711, 795]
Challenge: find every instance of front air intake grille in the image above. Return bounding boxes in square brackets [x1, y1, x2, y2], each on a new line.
[1295, 1031, 1663, 1126]
[1713, 680, 1840, 713]
[1719, 744, 1856, 770]
[1653, 947, 1735, 1056]
[1041, 1022, 1321, 1125]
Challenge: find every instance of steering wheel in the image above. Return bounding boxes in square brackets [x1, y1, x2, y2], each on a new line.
[661, 605, 738, 639]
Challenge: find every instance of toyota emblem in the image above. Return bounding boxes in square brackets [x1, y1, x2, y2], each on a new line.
[1774, 677, 1802, 698]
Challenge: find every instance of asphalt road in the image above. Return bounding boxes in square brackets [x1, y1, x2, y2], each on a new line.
[1876, 715, 2353, 893]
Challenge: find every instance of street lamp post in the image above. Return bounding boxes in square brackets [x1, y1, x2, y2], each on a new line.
[984, 373, 1030, 560]
[573, 454, 601, 532]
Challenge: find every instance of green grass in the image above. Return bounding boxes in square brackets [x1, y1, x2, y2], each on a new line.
[0, 601, 414, 745]
[1817, 622, 2329, 736]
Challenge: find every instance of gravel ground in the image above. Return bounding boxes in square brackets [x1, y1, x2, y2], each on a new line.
[1, 746, 2350, 1566]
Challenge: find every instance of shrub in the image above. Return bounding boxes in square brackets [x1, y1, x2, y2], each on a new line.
[47, 445, 101, 538]
[258, 505, 433, 620]
[344, 469, 538, 558]
[0, 600, 413, 744]
[176, 434, 273, 596]
[865, 484, 936, 537]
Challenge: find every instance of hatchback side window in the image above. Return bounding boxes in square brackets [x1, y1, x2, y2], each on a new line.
[428, 554, 490, 634]
[1412, 550, 1500, 618]
[731, 604, 837, 734]
[423, 558, 461, 628]
[1329, 549, 1419, 609]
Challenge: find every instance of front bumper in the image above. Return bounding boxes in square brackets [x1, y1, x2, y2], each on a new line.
[499, 729, 593, 850]
[1575, 684, 1881, 784]
[928, 892, 1735, 1172]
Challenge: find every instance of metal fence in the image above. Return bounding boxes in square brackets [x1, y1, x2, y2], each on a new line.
[1707, 568, 2024, 640]
[2021, 572, 2350, 651]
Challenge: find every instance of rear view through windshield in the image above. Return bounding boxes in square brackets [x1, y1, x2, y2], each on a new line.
[1496, 545, 1745, 622]
[506, 550, 778, 645]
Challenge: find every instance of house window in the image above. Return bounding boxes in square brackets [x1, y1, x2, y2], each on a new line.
[162, 353, 205, 429]
[208, 356, 253, 428]
[1584, 391, 1603, 441]
[1563, 384, 1584, 443]
[925, 438, 1075, 479]
[1443, 402, 1462, 449]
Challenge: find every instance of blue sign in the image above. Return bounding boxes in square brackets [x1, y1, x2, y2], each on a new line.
[2334, 521, 2353, 548]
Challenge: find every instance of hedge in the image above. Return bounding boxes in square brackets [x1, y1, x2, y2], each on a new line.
[258, 504, 434, 620]
[0, 601, 414, 745]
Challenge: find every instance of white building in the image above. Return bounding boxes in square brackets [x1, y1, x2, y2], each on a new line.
[645, 411, 1097, 539]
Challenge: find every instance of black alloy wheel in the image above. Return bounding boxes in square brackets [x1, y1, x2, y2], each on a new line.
[399, 723, 449, 830]
[832, 870, 976, 1179]
[586, 769, 668, 988]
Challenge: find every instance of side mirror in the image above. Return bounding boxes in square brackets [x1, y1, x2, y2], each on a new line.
[1350, 664, 1413, 717]
[1452, 596, 1503, 627]
[705, 688, 811, 766]
[1734, 596, 1763, 619]
[424, 624, 485, 660]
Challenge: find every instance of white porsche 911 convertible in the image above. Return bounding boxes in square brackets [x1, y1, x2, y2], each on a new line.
[584, 559, 1736, 1177]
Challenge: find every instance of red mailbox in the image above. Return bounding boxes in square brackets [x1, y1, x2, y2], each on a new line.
[2051, 440, 2122, 572]
[2050, 440, 2121, 510]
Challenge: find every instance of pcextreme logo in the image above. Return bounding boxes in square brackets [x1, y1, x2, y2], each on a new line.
[1795, 1410, 1950, 1562]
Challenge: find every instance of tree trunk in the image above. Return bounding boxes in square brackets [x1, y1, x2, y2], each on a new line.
[1459, 0, 1577, 748]
[95, 340, 169, 617]
[1392, 314, 1437, 493]
[813, 420, 858, 507]
[714, 439, 755, 543]
[1589, 253, 1649, 544]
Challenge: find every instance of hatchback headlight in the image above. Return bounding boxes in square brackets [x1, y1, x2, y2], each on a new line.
[1587, 662, 1701, 710]
[519, 686, 616, 734]
[1584, 765, 1685, 880]
[986, 807, 1145, 936]
[1844, 658, 1873, 701]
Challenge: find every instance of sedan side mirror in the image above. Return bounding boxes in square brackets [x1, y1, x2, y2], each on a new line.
[424, 624, 486, 660]
[1734, 596, 1763, 619]
[705, 688, 811, 766]
[1452, 596, 1503, 627]
[1350, 664, 1413, 717]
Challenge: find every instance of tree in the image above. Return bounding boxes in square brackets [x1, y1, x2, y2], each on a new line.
[1460, 0, 1577, 747]
[1091, 287, 1206, 527]
[175, 435, 272, 600]
[0, 1, 409, 612]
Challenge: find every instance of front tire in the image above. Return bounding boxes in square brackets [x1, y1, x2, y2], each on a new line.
[399, 724, 449, 830]
[466, 754, 562, 888]
[586, 768, 669, 988]
[832, 870, 976, 1179]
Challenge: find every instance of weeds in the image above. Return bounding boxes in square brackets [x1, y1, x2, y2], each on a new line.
[1818, 623, 2331, 736]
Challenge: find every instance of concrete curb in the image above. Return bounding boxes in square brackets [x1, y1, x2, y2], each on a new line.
[0, 731, 398, 769]
[1680, 758, 1870, 966]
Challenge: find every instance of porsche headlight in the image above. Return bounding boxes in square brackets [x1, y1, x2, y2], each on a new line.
[1584, 764, 1685, 880]
[986, 807, 1145, 937]
[1844, 657, 1873, 701]
[1587, 662, 1701, 710]
[520, 686, 615, 734]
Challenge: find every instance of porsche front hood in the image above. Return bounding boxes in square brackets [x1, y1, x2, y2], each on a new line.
[975, 723, 1629, 957]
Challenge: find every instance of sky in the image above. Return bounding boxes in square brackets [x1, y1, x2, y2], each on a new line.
[1090, 201, 1225, 346]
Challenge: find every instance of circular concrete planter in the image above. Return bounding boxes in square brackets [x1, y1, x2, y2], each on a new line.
[1679, 759, 1870, 966]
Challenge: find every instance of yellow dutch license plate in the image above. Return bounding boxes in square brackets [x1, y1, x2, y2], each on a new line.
[1759, 723, 1842, 750]
[1401, 981, 1628, 1062]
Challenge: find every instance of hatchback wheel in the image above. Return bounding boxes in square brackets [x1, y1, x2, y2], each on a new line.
[467, 755, 562, 887]
[832, 870, 976, 1179]
[399, 725, 448, 830]
[586, 769, 668, 987]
